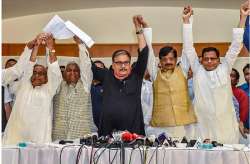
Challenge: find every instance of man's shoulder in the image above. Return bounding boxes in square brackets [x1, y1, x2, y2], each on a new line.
[234, 87, 247, 96]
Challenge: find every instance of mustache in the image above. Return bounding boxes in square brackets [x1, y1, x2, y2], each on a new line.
[119, 68, 127, 71]
[164, 64, 174, 66]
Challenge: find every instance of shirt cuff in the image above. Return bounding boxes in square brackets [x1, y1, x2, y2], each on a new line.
[183, 23, 192, 29]
[29, 60, 37, 66]
[143, 27, 152, 33]
[48, 60, 59, 67]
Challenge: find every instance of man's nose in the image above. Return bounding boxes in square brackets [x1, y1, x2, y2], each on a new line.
[34, 73, 40, 77]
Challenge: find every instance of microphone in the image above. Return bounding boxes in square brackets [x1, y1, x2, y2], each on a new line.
[121, 131, 142, 142]
[59, 140, 74, 145]
[211, 141, 223, 147]
[157, 132, 168, 145]
[181, 137, 188, 144]
[121, 131, 134, 142]
[145, 135, 156, 146]
[187, 140, 197, 147]
[80, 134, 98, 145]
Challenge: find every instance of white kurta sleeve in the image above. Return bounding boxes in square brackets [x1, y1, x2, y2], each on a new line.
[179, 50, 191, 78]
[2, 46, 32, 86]
[78, 44, 93, 93]
[222, 28, 244, 73]
[47, 60, 63, 96]
[182, 23, 200, 74]
[143, 28, 158, 81]
[22, 60, 37, 82]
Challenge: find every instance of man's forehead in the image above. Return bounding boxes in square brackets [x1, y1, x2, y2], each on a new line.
[114, 54, 130, 61]
[244, 68, 250, 73]
[34, 65, 46, 72]
[203, 51, 218, 57]
[161, 53, 177, 60]
[230, 71, 236, 75]
[66, 63, 80, 70]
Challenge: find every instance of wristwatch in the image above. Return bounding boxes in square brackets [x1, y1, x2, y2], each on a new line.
[49, 49, 56, 53]
[136, 29, 143, 35]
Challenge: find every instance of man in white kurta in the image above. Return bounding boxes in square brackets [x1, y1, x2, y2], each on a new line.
[2, 35, 62, 145]
[182, 5, 247, 143]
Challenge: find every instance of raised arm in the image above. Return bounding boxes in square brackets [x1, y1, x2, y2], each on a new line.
[182, 5, 200, 74]
[223, 1, 249, 72]
[132, 15, 149, 78]
[2, 39, 38, 86]
[74, 36, 93, 93]
[45, 34, 63, 96]
[243, 16, 249, 51]
[138, 16, 158, 81]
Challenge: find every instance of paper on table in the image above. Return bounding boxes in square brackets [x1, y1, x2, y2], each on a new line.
[65, 21, 94, 48]
[43, 15, 74, 39]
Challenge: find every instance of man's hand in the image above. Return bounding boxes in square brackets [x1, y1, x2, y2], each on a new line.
[27, 39, 37, 49]
[241, 0, 250, 17]
[133, 15, 147, 50]
[34, 33, 46, 47]
[182, 5, 193, 24]
[45, 33, 55, 50]
[133, 15, 142, 30]
[73, 35, 83, 44]
[137, 15, 149, 28]
[239, 1, 250, 28]
[239, 121, 247, 138]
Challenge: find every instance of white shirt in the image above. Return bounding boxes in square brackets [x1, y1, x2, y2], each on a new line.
[4, 86, 13, 104]
[183, 23, 244, 143]
[2, 47, 63, 145]
[141, 79, 153, 125]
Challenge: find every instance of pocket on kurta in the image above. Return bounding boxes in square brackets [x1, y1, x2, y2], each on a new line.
[124, 80, 137, 95]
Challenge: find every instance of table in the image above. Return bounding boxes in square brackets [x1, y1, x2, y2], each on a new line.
[2, 145, 250, 164]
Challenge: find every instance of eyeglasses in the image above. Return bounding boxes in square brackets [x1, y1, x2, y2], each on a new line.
[113, 61, 130, 67]
[33, 71, 46, 77]
[202, 57, 219, 62]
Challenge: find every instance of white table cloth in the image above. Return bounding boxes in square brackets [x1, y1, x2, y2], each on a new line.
[2, 145, 250, 164]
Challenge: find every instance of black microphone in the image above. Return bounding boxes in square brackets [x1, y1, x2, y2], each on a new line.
[80, 134, 98, 145]
[59, 140, 74, 145]
[211, 141, 223, 147]
[187, 140, 197, 147]
[181, 137, 188, 144]
[157, 132, 168, 145]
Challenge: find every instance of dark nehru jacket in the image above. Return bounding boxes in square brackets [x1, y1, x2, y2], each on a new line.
[92, 46, 149, 136]
[2, 86, 7, 132]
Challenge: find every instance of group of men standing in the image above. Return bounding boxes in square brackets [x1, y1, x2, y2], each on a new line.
[2, 1, 250, 145]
